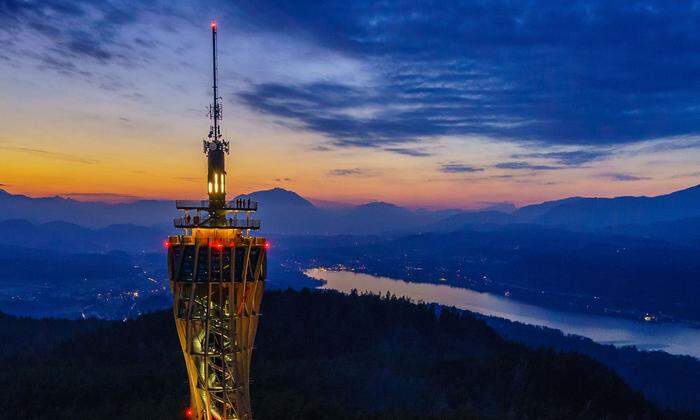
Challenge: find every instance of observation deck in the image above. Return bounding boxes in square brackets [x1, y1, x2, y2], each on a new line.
[176, 199, 258, 211]
[173, 198, 261, 230]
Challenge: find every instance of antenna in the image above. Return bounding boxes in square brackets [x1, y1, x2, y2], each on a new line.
[204, 20, 228, 153]
[211, 20, 220, 141]
[204, 20, 229, 214]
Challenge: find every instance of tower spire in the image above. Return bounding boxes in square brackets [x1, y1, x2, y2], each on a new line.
[212, 20, 220, 143]
[204, 19, 229, 218]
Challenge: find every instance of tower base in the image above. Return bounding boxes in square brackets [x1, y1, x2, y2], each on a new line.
[168, 230, 266, 420]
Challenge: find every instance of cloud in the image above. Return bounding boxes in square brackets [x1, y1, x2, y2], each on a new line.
[309, 145, 334, 152]
[327, 168, 376, 177]
[36, 54, 91, 77]
[0, 146, 98, 164]
[239, 80, 532, 149]
[493, 161, 558, 170]
[597, 172, 651, 182]
[61, 192, 143, 203]
[384, 147, 432, 157]
[63, 30, 113, 62]
[0, 0, 172, 76]
[237, 1, 700, 149]
[671, 171, 700, 179]
[239, 82, 416, 148]
[512, 150, 608, 166]
[625, 136, 700, 156]
[439, 163, 483, 173]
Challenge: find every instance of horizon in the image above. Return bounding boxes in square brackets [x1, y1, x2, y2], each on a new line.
[3, 1, 700, 208]
[2, 181, 699, 211]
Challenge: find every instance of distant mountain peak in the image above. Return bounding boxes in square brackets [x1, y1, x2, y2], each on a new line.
[235, 187, 315, 208]
[266, 187, 289, 193]
[357, 201, 400, 209]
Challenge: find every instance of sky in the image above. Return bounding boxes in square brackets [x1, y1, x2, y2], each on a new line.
[2, 0, 700, 209]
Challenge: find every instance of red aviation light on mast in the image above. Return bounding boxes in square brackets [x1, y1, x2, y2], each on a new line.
[185, 407, 193, 417]
[211, 20, 217, 29]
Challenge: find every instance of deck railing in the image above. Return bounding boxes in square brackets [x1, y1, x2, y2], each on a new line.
[173, 216, 261, 229]
[175, 200, 258, 211]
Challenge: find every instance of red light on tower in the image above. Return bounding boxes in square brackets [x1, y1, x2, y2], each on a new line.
[163, 240, 170, 248]
[185, 407, 193, 417]
[211, 20, 217, 29]
[264, 242, 271, 250]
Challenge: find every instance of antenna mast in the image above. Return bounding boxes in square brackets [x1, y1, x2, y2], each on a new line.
[203, 20, 229, 216]
[212, 20, 220, 141]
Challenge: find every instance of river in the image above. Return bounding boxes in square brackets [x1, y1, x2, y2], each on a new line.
[305, 268, 700, 359]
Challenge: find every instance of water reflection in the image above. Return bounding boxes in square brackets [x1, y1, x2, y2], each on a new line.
[306, 268, 700, 359]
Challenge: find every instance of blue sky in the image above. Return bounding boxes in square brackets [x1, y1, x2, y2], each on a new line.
[2, 0, 700, 207]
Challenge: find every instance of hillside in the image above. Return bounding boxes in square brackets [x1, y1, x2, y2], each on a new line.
[0, 219, 166, 254]
[0, 289, 686, 419]
[514, 184, 700, 229]
[0, 189, 175, 228]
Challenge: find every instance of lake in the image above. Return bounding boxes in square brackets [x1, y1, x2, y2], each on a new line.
[305, 268, 700, 359]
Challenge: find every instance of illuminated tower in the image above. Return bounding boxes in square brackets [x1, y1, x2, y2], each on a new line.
[166, 21, 267, 420]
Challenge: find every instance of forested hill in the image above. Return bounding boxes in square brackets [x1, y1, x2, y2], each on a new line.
[0, 290, 692, 419]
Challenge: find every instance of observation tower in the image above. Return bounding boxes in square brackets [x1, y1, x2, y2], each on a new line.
[166, 21, 267, 420]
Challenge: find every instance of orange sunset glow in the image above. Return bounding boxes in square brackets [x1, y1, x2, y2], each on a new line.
[2, 3, 700, 209]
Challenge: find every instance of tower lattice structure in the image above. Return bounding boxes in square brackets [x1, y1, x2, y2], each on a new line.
[166, 21, 267, 420]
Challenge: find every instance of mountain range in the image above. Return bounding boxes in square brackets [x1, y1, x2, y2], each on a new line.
[3, 184, 700, 235]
